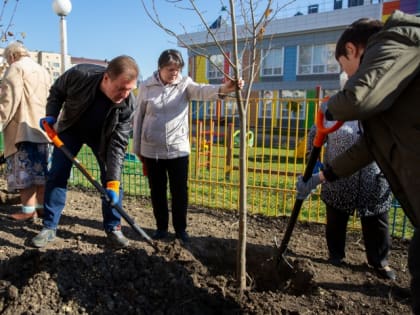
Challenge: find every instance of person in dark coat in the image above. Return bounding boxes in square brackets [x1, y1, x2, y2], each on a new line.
[296, 11, 420, 313]
[32, 55, 139, 249]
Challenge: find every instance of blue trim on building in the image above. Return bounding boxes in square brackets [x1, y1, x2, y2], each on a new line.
[284, 46, 297, 81]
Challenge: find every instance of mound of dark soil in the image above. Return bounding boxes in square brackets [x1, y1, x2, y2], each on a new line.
[0, 187, 412, 314]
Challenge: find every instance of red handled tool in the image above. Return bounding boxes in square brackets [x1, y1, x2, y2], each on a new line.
[42, 120, 158, 252]
[277, 105, 343, 273]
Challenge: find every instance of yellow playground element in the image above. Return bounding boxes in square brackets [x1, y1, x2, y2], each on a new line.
[233, 130, 254, 147]
[295, 137, 307, 158]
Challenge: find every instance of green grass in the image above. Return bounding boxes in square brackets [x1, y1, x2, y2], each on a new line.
[69, 141, 414, 240]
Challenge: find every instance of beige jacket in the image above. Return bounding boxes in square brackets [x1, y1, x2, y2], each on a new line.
[0, 56, 51, 157]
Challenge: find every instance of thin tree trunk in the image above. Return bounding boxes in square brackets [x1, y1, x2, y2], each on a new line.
[228, 0, 247, 297]
[236, 107, 248, 297]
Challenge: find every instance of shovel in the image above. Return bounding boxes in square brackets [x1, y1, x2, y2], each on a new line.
[41, 120, 158, 252]
[277, 108, 342, 273]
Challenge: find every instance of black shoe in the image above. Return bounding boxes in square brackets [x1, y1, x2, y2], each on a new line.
[152, 229, 168, 240]
[175, 231, 189, 243]
[375, 265, 396, 280]
[328, 256, 343, 266]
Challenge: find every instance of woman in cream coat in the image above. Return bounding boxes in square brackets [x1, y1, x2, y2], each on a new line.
[0, 42, 51, 221]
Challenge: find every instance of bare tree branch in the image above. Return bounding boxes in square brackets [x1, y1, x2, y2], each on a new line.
[0, 0, 21, 43]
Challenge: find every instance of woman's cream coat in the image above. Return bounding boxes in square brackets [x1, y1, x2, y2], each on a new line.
[0, 56, 51, 157]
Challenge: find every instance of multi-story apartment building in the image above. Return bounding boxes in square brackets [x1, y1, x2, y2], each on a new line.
[178, 0, 419, 128]
[0, 47, 107, 82]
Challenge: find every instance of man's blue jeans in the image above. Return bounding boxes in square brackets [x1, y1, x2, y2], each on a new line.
[42, 131, 122, 232]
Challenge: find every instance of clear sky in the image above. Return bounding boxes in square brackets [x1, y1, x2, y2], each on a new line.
[2, 0, 226, 79]
[1, 0, 347, 80]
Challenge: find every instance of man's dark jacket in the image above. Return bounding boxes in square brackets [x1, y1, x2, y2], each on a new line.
[46, 64, 134, 182]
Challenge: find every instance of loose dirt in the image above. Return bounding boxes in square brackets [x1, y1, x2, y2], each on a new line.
[0, 185, 412, 314]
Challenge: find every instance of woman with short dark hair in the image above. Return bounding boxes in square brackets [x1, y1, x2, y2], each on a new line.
[133, 49, 244, 243]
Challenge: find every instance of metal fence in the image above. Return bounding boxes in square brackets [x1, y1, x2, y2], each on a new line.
[55, 97, 413, 239]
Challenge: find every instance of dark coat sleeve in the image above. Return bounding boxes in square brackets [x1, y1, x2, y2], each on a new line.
[103, 93, 135, 183]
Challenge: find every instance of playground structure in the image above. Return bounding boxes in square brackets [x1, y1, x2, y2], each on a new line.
[194, 120, 215, 172]
[193, 118, 311, 180]
[192, 86, 325, 180]
[194, 120, 256, 177]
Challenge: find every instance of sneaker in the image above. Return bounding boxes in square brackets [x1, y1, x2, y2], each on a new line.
[32, 228, 56, 248]
[106, 225, 129, 248]
[152, 229, 168, 240]
[9, 211, 37, 221]
[375, 265, 396, 281]
[175, 231, 190, 243]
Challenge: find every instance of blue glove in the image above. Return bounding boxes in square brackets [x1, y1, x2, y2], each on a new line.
[106, 181, 120, 205]
[313, 161, 324, 174]
[296, 173, 322, 200]
[39, 116, 56, 131]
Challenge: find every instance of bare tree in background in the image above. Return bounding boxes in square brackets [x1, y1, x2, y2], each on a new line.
[140, 0, 291, 297]
[0, 0, 25, 76]
[0, 0, 24, 43]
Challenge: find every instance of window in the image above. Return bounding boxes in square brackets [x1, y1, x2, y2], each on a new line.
[261, 48, 283, 76]
[297, 44, 339, 75]
[348, 0, 363, 7]
[280, 90, 306, 119]
[334, 0, 343, 9]
[207, 54, 224, 79]
[259, 90, 278, 118]
[223, 100, 238, 117]
[308, 4, 318, 14]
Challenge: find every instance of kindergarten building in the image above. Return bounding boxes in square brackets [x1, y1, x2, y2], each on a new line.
[178, 0, 419, 130]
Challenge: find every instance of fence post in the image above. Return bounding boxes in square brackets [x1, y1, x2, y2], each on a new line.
[195, 121, 203, 176]
[225, 123, 234, 180]
[207, 120, 214, 170]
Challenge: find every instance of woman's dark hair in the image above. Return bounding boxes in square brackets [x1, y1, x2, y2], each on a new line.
[158, 49, 185, 69]
[335, 18, 383, 60]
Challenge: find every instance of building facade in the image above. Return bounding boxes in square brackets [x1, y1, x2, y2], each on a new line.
[178, 1, 419, 127]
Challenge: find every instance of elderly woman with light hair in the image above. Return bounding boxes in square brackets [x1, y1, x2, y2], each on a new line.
[3, 41, 30, 63]
[0, 41, 51, 221]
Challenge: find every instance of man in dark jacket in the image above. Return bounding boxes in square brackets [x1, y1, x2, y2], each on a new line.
[32, 55, 139, 249]
[296, 11, 420, 314]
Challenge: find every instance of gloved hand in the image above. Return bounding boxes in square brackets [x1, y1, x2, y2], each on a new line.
[39, 116, 56, 131]
[313, 160, 324, 174]
[296, 173, 322, 200]
[106, 180, 120, 205]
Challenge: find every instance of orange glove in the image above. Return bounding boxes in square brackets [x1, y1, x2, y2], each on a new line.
[106, 180, 120, 205]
